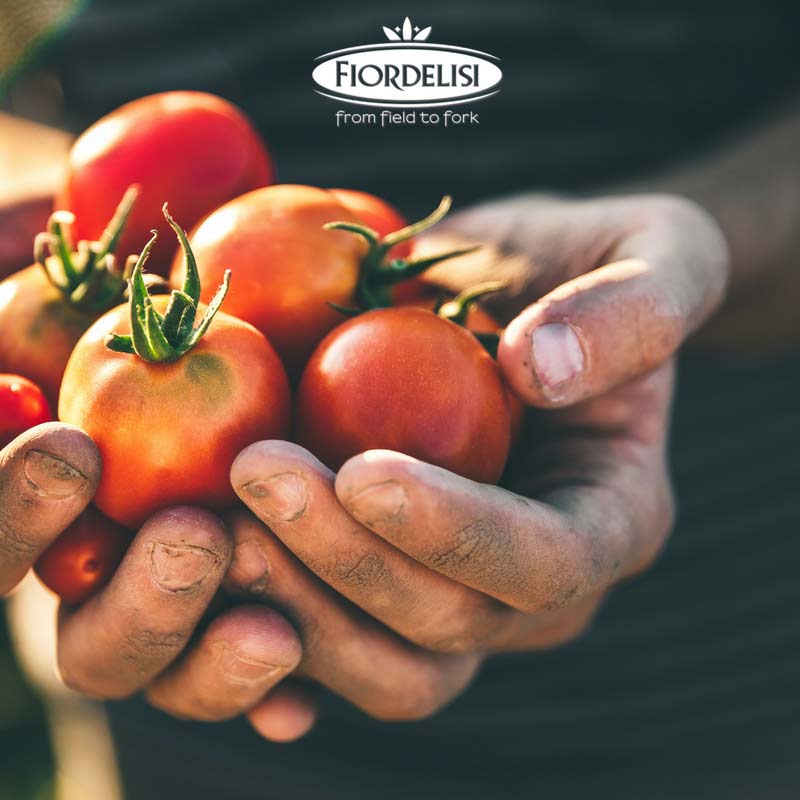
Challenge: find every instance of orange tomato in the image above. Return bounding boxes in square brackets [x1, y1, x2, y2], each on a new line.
[173, 185, 365, 376]
[59, 296, 290, 528]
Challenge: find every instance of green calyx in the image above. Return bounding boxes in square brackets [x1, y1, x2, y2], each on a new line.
[105, 204, 230, 363]
[324, 195, 480, 311]
[34, 185, 141, 313]
[435, 281, 507, 357]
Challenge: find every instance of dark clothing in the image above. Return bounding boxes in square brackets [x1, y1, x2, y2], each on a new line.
[107, 353, 800, 799]
[21, 1, 800, 797]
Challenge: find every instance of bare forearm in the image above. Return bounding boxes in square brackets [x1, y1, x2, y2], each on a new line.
[634, 103, 800, 350]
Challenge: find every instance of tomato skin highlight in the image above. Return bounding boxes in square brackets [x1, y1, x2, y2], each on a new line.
[59, 297, 291, 528]
[34, 505, 131, 606]
[295, 307, 512, 484]
[174, 185, 366, 375]
[58, 92, 274, 273]
[0, 265, 97, 405]
[0, 373, 53, 449]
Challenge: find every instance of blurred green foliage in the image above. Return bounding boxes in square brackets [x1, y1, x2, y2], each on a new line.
[0, 600, 54, 800]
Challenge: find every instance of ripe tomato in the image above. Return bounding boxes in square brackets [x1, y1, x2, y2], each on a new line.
[403, 292, 525, 443]
[34, 505, 131, 606]
[58, 91, 274, 274]
[174, 185, 365, 375]
[295, 306, 511, 484]
[59, 208, 291, 528]
[0, 189, 140, 405]
[0, 374, 52, 449]
[0, 267, 95, 404]
[175, 187, 468, 376]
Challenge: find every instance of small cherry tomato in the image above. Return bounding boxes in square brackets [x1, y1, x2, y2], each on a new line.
[58, 91, 274, 273]
[295, 306, 512, 484]
[0, 191, 140, 405]
[0, 374, 52, 448]
[59, 207, 291, 528]
[174, 185, 364, 375]
[34, 505, 131, 606]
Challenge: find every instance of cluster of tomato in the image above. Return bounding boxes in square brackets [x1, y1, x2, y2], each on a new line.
[0, 91, 522, 606]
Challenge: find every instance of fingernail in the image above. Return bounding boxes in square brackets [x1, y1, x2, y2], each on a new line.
[214, 642, 284, 687]
[230, 539, 270, 595]
[23, 450, 86, 498]
[150, 542, 219, 592]
[531, 323, 584, 401]
[345, 480, 408, 526]
[241, 473, 308, 522]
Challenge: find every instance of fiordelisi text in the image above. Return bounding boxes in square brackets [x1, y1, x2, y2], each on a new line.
[313, 18, 502, 110]
[334, 61, 481, 92]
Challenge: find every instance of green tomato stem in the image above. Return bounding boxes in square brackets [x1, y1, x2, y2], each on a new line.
[325, 195, 484, 313]
[105, 205, 231, 363]
[35, 186, 140, 313]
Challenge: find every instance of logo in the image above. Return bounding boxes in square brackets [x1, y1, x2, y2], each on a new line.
[313, 18, 502, 109]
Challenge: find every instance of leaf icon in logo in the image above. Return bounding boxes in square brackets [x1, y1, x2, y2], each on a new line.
[381, 19, 433, 42]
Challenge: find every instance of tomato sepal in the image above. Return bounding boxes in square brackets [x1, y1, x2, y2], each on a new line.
[33, 185, 139, 313]
[325, 195, 481, 311]
[106, 205, 231, 364]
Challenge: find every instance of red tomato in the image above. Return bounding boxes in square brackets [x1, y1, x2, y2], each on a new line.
[0, 374, 52, 448]
[174, 185, 365, 375]
[295, 307, 511, 483]
[401, 293, 525, 443]
[175, 186, 464, 376]
[34, 505, 131, 606]
[0, 265, 97, 404]
[0, 192, 139, 405]
[59, 296, 290, 528]
[58, 92, 274, 273]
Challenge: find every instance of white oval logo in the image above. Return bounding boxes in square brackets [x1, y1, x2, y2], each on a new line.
[313, 20, 502, 109]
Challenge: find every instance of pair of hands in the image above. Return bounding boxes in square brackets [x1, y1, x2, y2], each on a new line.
[0, 191, 728, 742]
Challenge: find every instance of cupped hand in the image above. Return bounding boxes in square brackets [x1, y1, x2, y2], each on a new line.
[1, 425, 310, 743]
[224, 191, 728, 723]
[229, 361, 671, 722]
[53, 503, 315, 741]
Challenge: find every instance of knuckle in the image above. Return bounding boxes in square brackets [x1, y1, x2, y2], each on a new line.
[426, 518, 504, 583]
[328, 547, 392, 592]
[120, 628, 186, 671]
[414, 597, 502, 655]
[532, 595, 605, 649]
[644, 193, 730, 300]
[518, 529, 595, 614]
[632, 481, 676, 575]
[147, 686, 231, 722]
[58, 657, 132, 700]
[645, 193, 717, 236]
[368, 667, 446, 722]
